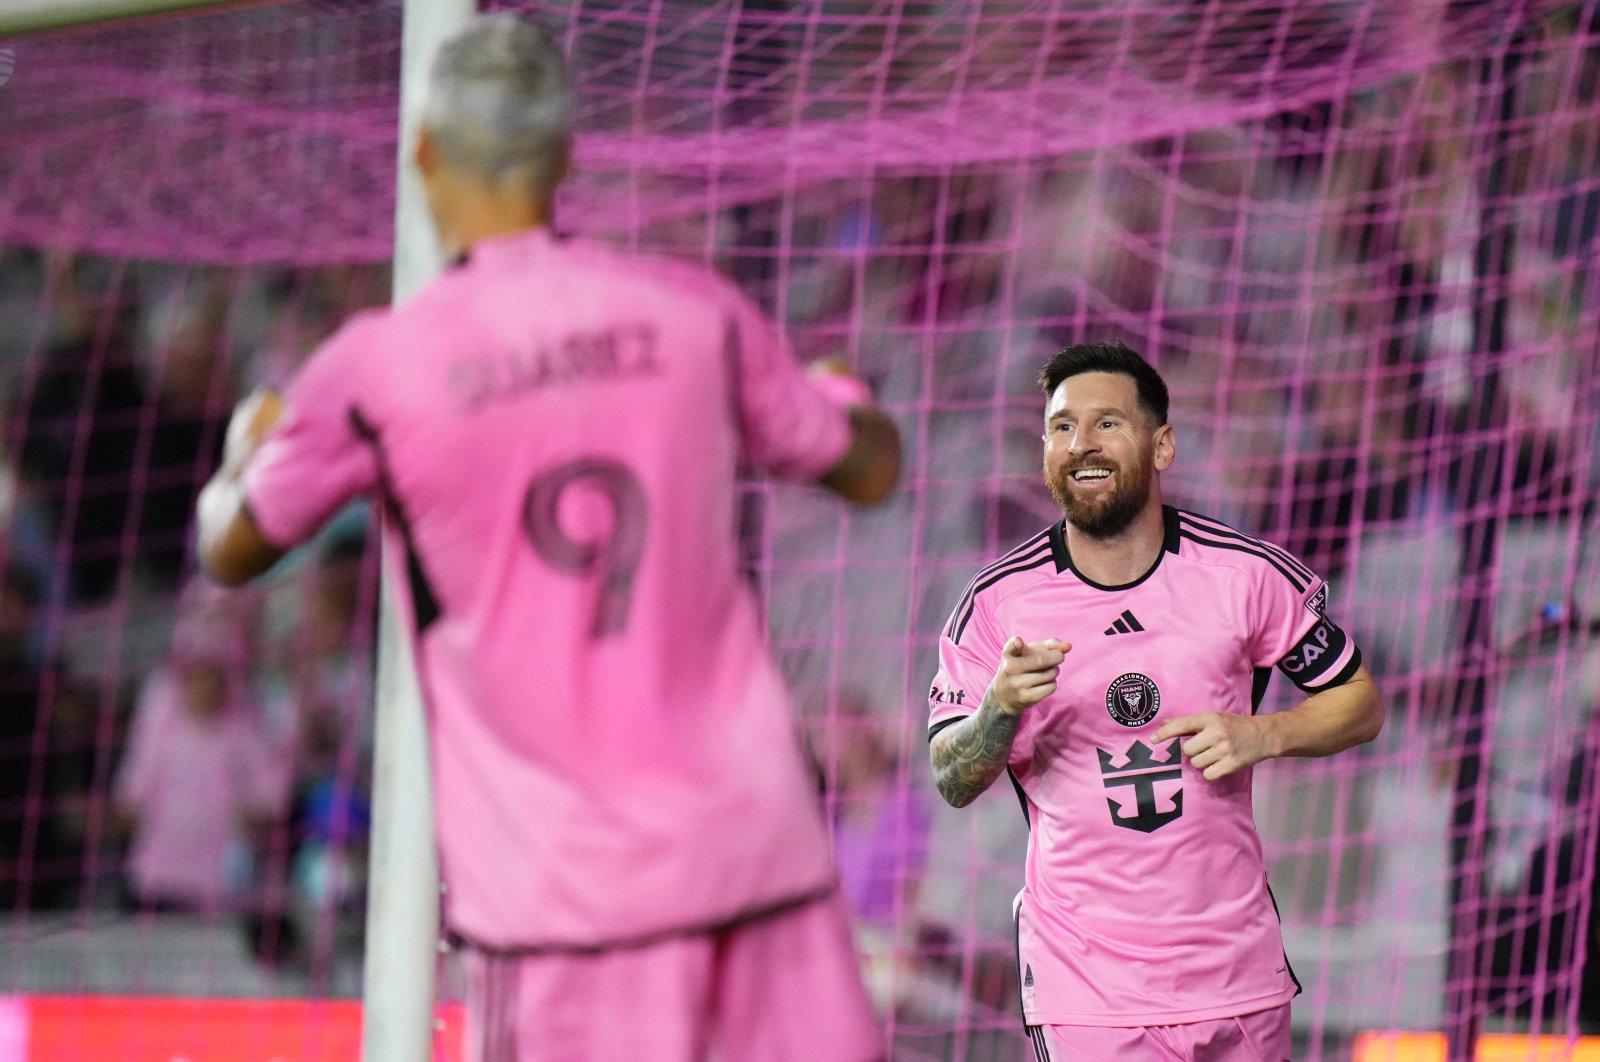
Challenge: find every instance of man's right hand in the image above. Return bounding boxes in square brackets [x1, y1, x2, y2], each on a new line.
[930, 635, 1070, 808]
[988, 637, 1070, 717]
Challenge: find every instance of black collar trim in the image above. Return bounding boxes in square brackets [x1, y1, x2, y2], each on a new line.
[1049, 505, 1181, 591]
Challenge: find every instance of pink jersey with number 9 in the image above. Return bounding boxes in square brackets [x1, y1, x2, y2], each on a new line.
[243, 228, 854, 950]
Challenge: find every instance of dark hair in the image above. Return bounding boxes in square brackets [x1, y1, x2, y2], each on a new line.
[1036, 341, 1169, 426]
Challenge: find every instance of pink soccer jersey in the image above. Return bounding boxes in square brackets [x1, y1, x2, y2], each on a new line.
[929, 507, 1362, 1026]
[242, 228, 856, 950]
[116, 669, 284, 908]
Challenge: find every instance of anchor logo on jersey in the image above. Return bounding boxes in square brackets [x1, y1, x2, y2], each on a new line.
[1097, 739, 1184, 833]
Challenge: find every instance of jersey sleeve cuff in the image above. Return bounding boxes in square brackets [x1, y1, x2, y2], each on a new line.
[239, 469, 304, 550]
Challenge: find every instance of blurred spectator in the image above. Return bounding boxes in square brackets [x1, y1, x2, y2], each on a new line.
[0, 564, 50, 907]
[136, 283, 238, 589]
[1257, 372, 1445, 579]
[113, 619, 285, 914]
[28, 673, 112, 910]
[16, 266, 147, 603]
[288, 701, 370, 917]
[248, 530, 375, 975]
[829, 721, 929, 920]
[257, 529, 374, 895]
[1482, 602, 1600, 1023]
[15, 267, 235, 602]
[822, 712, 931, 1012]
[283, 530, 371, 739]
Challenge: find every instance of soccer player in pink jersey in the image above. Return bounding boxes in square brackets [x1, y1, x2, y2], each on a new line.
[194, 15, 898, 1062]
[928, 341, 1384, 1061]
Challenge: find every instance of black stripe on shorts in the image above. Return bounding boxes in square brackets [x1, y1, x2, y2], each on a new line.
[1028, 1024, 1053, 1062]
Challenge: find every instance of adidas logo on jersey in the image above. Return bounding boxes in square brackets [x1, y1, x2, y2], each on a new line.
[1103, 609, 1145, 635]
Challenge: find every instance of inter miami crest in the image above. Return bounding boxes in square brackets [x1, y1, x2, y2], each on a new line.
[1105, 672, 1160, 727]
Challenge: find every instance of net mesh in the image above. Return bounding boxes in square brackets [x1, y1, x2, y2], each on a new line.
[1, 1, 1598, 1058]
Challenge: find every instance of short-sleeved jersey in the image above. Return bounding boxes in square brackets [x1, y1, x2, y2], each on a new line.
[928, 506, 1362, 1026]
[243, 228, 855, 951]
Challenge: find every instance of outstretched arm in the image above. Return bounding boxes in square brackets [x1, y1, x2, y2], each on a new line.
[197, 390, 288, 586]
[930, 637, 1069, 807]
[1152, 665, 1384, 782]
[809, 364, 901, 505]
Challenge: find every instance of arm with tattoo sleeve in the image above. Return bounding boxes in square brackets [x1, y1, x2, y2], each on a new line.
[930, 695, 1024, 807]
[930, 636, 1069, 808]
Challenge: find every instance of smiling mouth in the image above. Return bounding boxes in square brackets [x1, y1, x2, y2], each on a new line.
[1070, 468, 1114, 483]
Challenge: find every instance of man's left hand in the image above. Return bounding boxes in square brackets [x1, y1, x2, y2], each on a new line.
[1152, 712, 1274, 781]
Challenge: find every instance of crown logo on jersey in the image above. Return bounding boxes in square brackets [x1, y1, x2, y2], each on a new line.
[1096, 739, 1181, 775]
[1098, 739, 1184, 833]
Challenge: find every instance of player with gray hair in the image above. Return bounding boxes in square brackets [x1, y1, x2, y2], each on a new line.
[421, 14, 574, 201]
[198, 14, 895, 1062]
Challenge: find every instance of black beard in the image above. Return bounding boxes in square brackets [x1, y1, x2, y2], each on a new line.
[1046, 460, 1152, 539]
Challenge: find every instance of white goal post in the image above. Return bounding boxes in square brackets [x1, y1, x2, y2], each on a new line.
[364, 4, 472, 1062]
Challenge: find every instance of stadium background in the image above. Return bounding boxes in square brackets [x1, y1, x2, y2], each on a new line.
[0, 0, 1597, 1058]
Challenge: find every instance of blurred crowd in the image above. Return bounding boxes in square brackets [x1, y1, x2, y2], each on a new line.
[0, 255, 387, 982]
[0, 10, 1594, 1032]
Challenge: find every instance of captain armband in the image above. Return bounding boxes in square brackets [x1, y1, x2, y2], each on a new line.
[1277, 616, 1362, 693]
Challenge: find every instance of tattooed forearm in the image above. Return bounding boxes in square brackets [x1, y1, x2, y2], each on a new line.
[930, 695, 1022, 808]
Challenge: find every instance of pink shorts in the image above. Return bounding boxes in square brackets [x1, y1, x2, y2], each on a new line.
[461, 890, 882, 1062]
[1028, 1004, 1292, 1062]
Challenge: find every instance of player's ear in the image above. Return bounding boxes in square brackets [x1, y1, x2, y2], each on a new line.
[414, 125, 438, 178]
[1153, 423, 1175, 471]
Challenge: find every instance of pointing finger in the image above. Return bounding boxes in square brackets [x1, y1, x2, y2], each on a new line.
[1153, 714, 1208, 743]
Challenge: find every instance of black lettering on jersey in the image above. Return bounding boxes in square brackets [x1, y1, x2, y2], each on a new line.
[929, 683, 968, 706]
[451, 323, 661, 413]
[1278, 617, 1352, 691]
[1097, 740, 1183, 833]
[616, 322, 662, 376]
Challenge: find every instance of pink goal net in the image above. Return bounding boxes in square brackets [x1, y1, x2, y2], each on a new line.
[1, 1, 1598, 1059]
